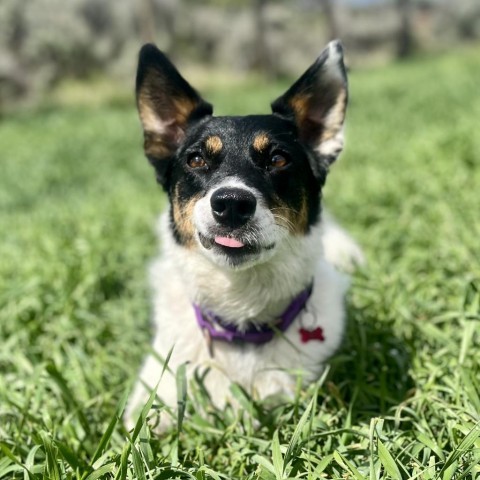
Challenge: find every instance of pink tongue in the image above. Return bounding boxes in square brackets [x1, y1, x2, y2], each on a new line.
[214, 236, 245, 248]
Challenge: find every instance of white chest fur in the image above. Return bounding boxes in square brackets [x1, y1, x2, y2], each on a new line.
[124, 213, 355, 430]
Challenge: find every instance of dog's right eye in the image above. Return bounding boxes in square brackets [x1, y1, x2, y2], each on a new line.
[187, 154, 207, 169]
[268, 152, 290, 170]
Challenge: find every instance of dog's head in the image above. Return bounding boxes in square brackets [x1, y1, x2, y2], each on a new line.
[136, 41, 348, 269]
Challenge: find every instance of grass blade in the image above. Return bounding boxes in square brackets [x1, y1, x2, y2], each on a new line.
[176, 362, 188, 434]
[252, 454, 276, 476]
[377, 439, 402, 479]
[84, 463, 116, 480]
[439, 422, 480, 476]
[333, 451, 364, 480]
[46, 363, 90, 434]
[0, 443, 32, 479]
[91, 387, 130, 464]
[283, 392, 314, 465]
[271, 430, 284, 480]
[131, 443, 147, 480]
[40, 431, 62, 480]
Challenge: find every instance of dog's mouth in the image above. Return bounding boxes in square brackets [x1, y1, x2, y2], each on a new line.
[198, 232, 275, 257]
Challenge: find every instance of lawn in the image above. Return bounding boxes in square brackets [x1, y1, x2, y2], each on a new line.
[0, 46, 479, 479]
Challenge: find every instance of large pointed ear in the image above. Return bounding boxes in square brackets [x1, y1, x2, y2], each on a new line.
[271, 40, 348, 171]
[136, 44, 213, 186]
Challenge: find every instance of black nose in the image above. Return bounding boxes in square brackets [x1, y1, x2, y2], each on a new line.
[210, 187, 257, 228]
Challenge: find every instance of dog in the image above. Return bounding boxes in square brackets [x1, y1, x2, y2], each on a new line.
[124, 40, 364, 432]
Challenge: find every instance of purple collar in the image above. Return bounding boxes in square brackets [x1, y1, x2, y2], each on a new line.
[193, 284, 313, 345]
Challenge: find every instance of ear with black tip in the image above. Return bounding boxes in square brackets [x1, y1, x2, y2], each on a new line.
[271, 40, 348, 172]
[136, 44, 213, 186]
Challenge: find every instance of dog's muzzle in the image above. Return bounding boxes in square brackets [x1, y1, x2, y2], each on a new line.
[194, 182, 278, 267]
[210, 187, 257, 229]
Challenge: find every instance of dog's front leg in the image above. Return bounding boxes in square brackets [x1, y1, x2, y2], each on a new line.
[124, 353, 179, 433]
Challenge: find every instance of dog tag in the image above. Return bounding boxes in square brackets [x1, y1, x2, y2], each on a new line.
[299, 327, 325, 343]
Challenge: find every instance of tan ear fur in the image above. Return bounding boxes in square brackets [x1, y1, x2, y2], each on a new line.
[271, 40, 348, 164]
[136, 44, 212, 162]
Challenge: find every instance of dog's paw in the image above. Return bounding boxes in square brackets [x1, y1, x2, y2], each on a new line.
[124, 405, 176, 435]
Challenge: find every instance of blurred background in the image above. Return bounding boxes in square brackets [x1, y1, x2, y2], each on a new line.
[1, 0, 479, 110]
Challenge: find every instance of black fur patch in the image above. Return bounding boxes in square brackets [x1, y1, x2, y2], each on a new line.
[168, 115, 324, 245]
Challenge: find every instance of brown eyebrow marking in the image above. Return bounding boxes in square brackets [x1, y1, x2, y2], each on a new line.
[205, 136, 223, 155]
[253, 133, 270, 152]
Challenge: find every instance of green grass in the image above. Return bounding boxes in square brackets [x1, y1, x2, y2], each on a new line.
[1, 47, 479, 479]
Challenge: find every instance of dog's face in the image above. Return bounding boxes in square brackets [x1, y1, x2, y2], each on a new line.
[136, 42, 348, 269]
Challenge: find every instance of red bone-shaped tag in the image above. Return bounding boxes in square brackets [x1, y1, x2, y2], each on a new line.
[299, 327, 325, 343]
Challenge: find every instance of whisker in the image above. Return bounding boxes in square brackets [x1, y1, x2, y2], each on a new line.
[270, 206, 301, 216]
[273, 214, 296, 233]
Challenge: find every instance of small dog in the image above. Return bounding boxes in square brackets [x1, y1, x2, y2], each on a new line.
[125, 40, 364, 431]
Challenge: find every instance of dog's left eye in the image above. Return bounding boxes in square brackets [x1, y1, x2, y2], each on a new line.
[187, 154, 207, 169]
[269, 153, 289, 169]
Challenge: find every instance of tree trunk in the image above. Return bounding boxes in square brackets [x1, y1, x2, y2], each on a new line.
[321, 0, 340, 41]
[137, 0, 157, 44]
[397, 0, 413, 58]
[252, 0, 272, 76]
